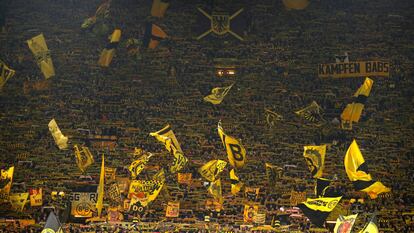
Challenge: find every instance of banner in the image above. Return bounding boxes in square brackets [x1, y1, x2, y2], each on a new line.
[177, 173, 192, 185]
[166, 201, 180, 217]
[253, 213, 266, 224]
[0, 166, 14, 202]
[245, 187, 260, 201]
[198, 159, 227, 182]
[29, 188, 42, 207]
[0, 60, 15, 90]
[129, 180, 164, 207]
[344, 140, 390, 199]
[48, 119, 68, 150]
[106, 182, 121, 204]
[218, 121, 246, 168]
[318, 61, 389, 78]
[303, 145, 326, 178]
[9, 193, 29, 212]
[26, 33, 55, 79]
[69, 192, 97, 218]
[243, 204, 258, 223]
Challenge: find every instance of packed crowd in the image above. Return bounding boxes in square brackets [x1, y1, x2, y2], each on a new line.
[0, 0, 413, 232]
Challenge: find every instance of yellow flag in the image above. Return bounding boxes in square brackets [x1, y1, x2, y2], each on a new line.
[151, 0, 170, 17]
[96, 154, 105, 217]
[344, 140, 390, 199]
[98, 29, 122, 67]
[0, 166, 14, 202]
[48, 119, 68, 150]
[359, 219, 379, 233]
[74, 145, 94, 173]
[229, 169, 243, 195]
[198, 159, 227, 182]
[9, 193, 29, 212]
[334, 214, 358, 233]
[129, 153, 151, 179]
[26, 33, 55, 79]
[208, 179, 223, 204]
[204, 83, 234, 105]
[150, 124, 182, 152]
[29, 188, 43, 207]
[218, 121, 246, 168]
[341, 78, 374, 129]
[168, 139, 188, 173]
[0, 60, 15, 90]
[303, 145, 326, 178]
[129, 179, 164, 207]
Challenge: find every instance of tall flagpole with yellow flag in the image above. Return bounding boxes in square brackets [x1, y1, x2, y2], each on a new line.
[96, 153, 105, 218]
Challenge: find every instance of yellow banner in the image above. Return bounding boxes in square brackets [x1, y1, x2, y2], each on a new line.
[10, 193, 29, 212]
[218, 121, 246, 168]
[166, 201, 180, 217]
[69, 192, 97, 218]
[74, 145, 94, 173]
[129, 180, 164, 207]
[243, 204, 258, 223]
[26, 33, 55, 79]
[318, 61, 389, 78]
[0, 166, 14, 202]
[29, 188, 43, 207]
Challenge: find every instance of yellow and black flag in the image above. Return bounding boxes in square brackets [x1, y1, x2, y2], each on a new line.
[150, 124, 182, 152]
[229, 169, 243, 195]
[168, 140, 188, 173]
[341, 78, 374, 129]
[198, 159, 227, 182]
[303, 145, 326, 178]
[96, 154, 105, 218]
[98, 29, 122, 67]
[295, 101, 325, 126]
[0, 166, 14, 202]
[204, 83, 234, 105]
[27, 34, 55, 79]
[74, 145, 94, 173]
[264, 108, 283, 128]
[9, 193, 29, 212]
[344, 140, 390, 199]
[218, 121, 246, 168]
[0, 60, 15, 90]
[143, 22, 167, 49]
[282, 0, 310, 10]
[315, 178, 332, 197]
[151, 0, 170, 18]
[298, 196, 342, 227]
[129, 153, 152, 179]
[29, 188, 43, 207]
[358, 215, 379, 233]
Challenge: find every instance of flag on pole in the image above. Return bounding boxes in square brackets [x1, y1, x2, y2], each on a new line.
[96, 154, 105, 217]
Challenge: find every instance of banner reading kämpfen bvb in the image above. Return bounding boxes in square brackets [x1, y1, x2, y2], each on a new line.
[318, 61, 389, 78]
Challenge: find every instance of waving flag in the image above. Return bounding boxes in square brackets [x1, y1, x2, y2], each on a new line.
[0, 166, 14, 202]
[143, 22, 167, 49]
[295, 101, 325, 126]
[129, 153, 152, 179]
[0, 60, 15, 90]
[208, 179, 223, 204]
[150, 124, 182, 152]
[74, 145, 94, 173]
[199, 160, 227, 182]
[204, 83, 234, 105]
[230, 169, 243, 195]
[334, 214, 358, 233]
[41, 211, 63, 233]
[303, 145, 326, 178]
[298, 196, 342, 227]
[341, 78, 374, 129]
[27, 34, 55, 79]
[344, 140, 390, 199]
[98, 29, 122, 67]
[96, 154, 105, 218]
[48, 119, 68, 150]
[218, 121, 246, 168]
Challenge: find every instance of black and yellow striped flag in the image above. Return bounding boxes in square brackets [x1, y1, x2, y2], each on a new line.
[98, 29, 122, 67]
[341, 77, 374, 129]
